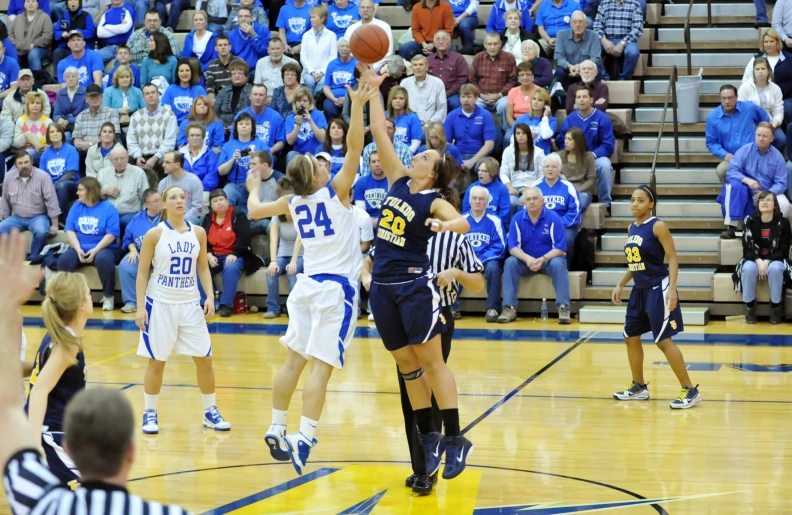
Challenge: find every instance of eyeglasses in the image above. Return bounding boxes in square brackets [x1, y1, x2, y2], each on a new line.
[523, 196, 542, 202]
[231, 71, 247, 76]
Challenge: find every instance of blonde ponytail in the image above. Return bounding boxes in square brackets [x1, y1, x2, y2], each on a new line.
[41, 272, 88, 356]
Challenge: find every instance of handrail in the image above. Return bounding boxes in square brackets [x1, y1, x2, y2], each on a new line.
[683, 0, 695, 75]
[648, 65, 680, 216]
[707, 0, 712, 26]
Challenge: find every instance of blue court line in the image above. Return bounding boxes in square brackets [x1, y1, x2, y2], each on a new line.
[94, 380, 792, 405]
[21, 317, 792, 347]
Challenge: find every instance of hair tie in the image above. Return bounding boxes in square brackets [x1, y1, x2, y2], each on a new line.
[46, 295, 55, 303]
[638, 185, 655, 203]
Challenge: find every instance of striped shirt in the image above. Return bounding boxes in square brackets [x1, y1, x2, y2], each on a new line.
[1, 168, 61, 219]
[3, 449, 193, 515]
[360, 141, 414, 177]
[593, 0, 644, 44]
[427, 231, 484, 306]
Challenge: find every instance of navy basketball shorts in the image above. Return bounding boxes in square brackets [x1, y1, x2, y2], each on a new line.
[369, 274, 447, 352]
[42, 431, 80, 488]
[624, 276, 684, 343]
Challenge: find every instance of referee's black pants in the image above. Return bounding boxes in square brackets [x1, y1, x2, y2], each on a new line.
[397, 305, 454, 475]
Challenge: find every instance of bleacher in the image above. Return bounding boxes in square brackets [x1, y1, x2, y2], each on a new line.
[3, 0, 783, 318]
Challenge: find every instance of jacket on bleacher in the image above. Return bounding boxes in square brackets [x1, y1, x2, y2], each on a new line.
[53, 7, 96, 49]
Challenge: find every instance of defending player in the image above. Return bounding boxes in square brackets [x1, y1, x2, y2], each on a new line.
[135, 186, 231, 434]
[25, 272, 93, 488]
[611, 185, 702, 409]
[245, 75, 378, 475]
[362, 67, 474, 481]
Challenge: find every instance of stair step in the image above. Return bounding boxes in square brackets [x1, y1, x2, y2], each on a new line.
[642, 66, 745, 76]
[663, 3, 756, 17]
[631, 122, 706, 133]
[653, 41, 759, 51]
[644, 78, 734, 95]
[602, 233, 721, 252]
[611, 184, 721, 196]
[635, 107, 712, 123]
[628, 137, 708, 153]
[652, 53, 753, 68]
[611, 200, 722, 218]
[592, 267, 716, 288]
[620, 167, 719, 185]
[604, 217, 725, 230]
[655, 27, 759, 42]
[584, 286, 714, 301]
[658, 15, 756, 25]
[619, 153, 720, 165]
[579, 305, 710, 325]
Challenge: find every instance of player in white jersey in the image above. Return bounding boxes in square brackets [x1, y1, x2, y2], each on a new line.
[245, 75, 378, 475]
[134, 186, 231, 435]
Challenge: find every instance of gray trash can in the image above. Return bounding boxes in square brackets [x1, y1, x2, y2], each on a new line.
[675, 71, 703, 124]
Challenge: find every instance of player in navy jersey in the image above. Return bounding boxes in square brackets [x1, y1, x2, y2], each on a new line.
[25, 272, 94, 488]
[361, 68, 474, 481]
[611, 186, 702, 409]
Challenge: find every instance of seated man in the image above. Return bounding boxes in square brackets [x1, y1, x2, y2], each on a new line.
[717, 122, 789, 239]
[0, 151, 59, 259]
[56, 30, 104, 88]
[469, 32, 517, 122]
[249, 150, 284, 235]
[343, 0, 392, 72]
[157, 151, 206, 225]
[126, 9, 181, 65]
[443, 83, 497, 173]
[593, 0, 642, 80]
[706, 85, 770, 184]
[232, 84, 285, 155]
[553, 10, 602, 90]
[499, 186, 571, 324]
[96, 0, 135, 62]
[464, 185, 507, 323]
[224, 0, 268, 34]
[427, 30, 469, 111]
[398, 0, 454, 60]
[127, 83, 178, 188]
[227, 7, 270, 75]
[254, 37, 298, 103]
[354, 150, 388, 230]
[97, 146, 149, 233]
[322, 38, 357, 120]
[72, 85, 121, 154]
[399, 54, 446, 127]
[360, 118, 413, 176]
[565, 59, 608, 114]
[1, 69, 50, 123]
[536, 0, 578, 58]
[118, 188, 162, 313]
[555, 85, 614, 210]
[532, 153, 581, 263]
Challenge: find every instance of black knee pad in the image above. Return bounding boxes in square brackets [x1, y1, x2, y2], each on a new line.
[400, 367, 424, 381]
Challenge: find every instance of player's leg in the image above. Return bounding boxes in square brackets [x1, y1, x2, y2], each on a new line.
[267, 348, 308, 462]
[142, 359, 167, 433]
[137, 298, 179, 434]
[614, 288, 651, 401]
[191, 355, 231, 430]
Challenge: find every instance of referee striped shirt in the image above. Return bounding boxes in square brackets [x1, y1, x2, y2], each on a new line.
[427, 232, 485, 307]
[4, 449, 193, 515]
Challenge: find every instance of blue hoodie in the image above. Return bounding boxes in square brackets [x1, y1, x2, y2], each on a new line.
[53, 7, 96, 48]
[227, 24, 271, 70]
[122, 209, 161, 252]
[556, 108, 614, 159]
[533, 177, 581, 228]
[464, 212, 507, 264]
[181, 31, 219, 70]
[462, 179, 511, 228]
[162, 84, 208, 124]
[178, 119, 225, 149]
[181, 144, 220, 191]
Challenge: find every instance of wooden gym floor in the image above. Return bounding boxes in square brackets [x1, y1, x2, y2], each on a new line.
[2, 306, 791, 514]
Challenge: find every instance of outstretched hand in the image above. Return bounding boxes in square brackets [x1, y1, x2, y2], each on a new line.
[347, 80, 381, 104]
[246, 166, 262, 194]
[0, 230, 44, 309]
[356, 63, 388, 88]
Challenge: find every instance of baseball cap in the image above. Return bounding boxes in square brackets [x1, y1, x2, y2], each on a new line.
[67, 29, 84, 39]
[314, 152, 332, 162]
[18, 69, 33, 80]
[86, 84, 102, 96]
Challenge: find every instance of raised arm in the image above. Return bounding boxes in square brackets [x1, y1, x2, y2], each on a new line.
[332, 77, 382, 204]
[427, 198, 470, 235]
[360, 68, 408, 186]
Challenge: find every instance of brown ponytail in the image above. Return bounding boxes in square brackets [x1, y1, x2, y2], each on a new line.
[41, 272, 88, 358]
[434, 153, 461, 212]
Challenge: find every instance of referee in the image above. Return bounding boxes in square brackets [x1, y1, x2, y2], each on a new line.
[362, 230, 484, 496]
[0, 232, 193, 515]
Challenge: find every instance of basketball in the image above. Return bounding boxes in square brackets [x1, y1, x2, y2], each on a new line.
[349, 24, 389, 64]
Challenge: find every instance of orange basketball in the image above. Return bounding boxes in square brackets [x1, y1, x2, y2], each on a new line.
[349, 24, 389, 64]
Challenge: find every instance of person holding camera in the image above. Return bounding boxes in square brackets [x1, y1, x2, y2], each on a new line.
[284, 87, 327, 165]
[218, 111, 271, 214]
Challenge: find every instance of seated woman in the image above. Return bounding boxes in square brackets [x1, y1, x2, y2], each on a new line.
[558, 127, 597, 211]
[734, 191, 792, 325]
[741, 29, 792, 126]
[140, 31, 177, 88]
[102, 65, 144, 122]
[532, 153, 582, 263]
[202, 188, 262, 317]
[461, 157, 511, 227]
[315, 118, 349, 178]
[177, 95, 224, 154]
[219, 112, 271, 212]
[738, 57, 786, 153]
[57, 176, 120, 312]
[416, 122, 463, 167]
[52, 67, 87, 143]
[180, 122, 220, 192]
[163, 58, 208, 124]
[180, 10, 218, 71]
[40, 124, 80, 222]
[264, 178, 303, 319]
[520, 39, 552, 88]
[511, 89, 557, 155]
[9, 0, 51, 75]
[118, 188, 162, 313]
[284, 87, 327, 165]
[51, 0, 96, 69]
[500, 122, 546, 214]
[385, 86, 421, 153]
[85, 122, 123, 179]
[270, 62, 302, 119]
[504, 61, 539, 132]
[13, 91, 52, 165]
[499, 9, 533, 63]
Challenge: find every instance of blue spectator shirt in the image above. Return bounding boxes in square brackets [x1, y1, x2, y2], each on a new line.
[40, 143, 81, 183]
[178, 119, 225, 148]
[533, 177, 581, 227]
[227, 24, 271, 70]
[285, 109, 328, 153]
[486, 0, 533, 33]
[65, 200, 121, 251]
[725, 143, 788, 196]
[99, 5, 135, 45]
[327, 2, 360, 38]
[447, 0, 476, 18]
[276, 3, 312, 45]
[219, 138, 272, 184]
[353, 172, 389, 218]
[444, 105, 497, 155]
[315, 144, 349, 177]
[513, 112, 559, 156]
[57, 49, 104, 86]
[416, 143, 464, 167]
[0, 56, 20, 95]
[233, 107, 287, 150]
[162, 84, 208, 124]
[461, 179, 511, 227]
[464, 211, 507, 263]
[106, 62, 141, 88]
[536, 0, 580, 37]
[705, 101, 771, 159]
[508, 206, 567, 257]
[324, 57, 358, 98]
[556, 108, 614, 159]
[389, 112, 423, 147]
[122, 209, 161, 252]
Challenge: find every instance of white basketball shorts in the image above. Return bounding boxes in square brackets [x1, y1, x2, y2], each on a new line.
[281, 274, 358, 370]
[137, 295, 212, 361]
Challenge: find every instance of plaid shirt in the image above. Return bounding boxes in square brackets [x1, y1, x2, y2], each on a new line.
[73, 106, 121, 143]
[360, 140, 414, 177]
[1, 168, 60, 219]
[96, 164, 149, 215]
[593, 0, 644, 44]
[470, 51, 517, 96]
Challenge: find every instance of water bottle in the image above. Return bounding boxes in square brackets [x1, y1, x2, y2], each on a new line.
[540, 298, 548, 320]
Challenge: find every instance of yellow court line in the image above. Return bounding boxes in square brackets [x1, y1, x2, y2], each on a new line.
[86, 349, 136, 369]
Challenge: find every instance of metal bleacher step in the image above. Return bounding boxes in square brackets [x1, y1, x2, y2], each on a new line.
[642, 66, 745, 77]
[592, 267, 716, 288]
[619, 153, 720, 165]
[644, 79, 734, 95]
[611, 200, 722, 219]
[664, 3, 756, 17]
[628, 137, 708, 153]
[635, 108, 713, 123]
[652, 53, 753, 68]
[619, 167, 719, 185]
[655, 27, 759, 43]
[602, 233, 720, 253]
[578, 305, 710, 325]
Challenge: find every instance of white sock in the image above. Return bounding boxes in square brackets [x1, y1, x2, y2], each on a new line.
[144, 394, 158, 411]
[202, 393, 216, 410]
[272, 408, 288, 427]
[299, 416, 318, 442]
